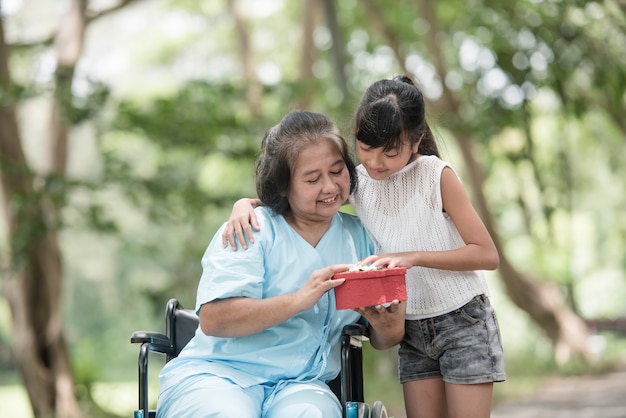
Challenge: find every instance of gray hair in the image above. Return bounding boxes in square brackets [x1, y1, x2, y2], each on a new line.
[256, 111, 357, 215]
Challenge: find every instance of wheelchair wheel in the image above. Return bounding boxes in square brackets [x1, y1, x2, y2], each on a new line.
[371, 401, 388, 418]
[358, 402, 370, 418]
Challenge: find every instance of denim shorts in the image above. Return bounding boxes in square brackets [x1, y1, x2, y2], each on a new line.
[398, 294, 506, 384]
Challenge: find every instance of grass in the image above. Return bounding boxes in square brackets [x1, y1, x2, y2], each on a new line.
[0, 381, 159, 418]
[1, 385, 32, 418]
[90, 381, 158, 416]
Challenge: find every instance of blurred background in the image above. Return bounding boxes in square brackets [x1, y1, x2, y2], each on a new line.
[1, 0, 625, 417]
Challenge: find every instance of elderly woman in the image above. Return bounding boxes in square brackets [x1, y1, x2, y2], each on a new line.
[156, 111, 405, 418]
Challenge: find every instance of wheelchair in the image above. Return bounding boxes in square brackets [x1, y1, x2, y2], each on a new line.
[131, 298, 390, 418]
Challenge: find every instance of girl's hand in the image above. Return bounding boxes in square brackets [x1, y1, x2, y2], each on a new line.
[355, 300, 406, 349]
[371, 252, 416, 269]
[221, 198, 261, 250]
[359, 253, 417, 269]
[356, 255, 379, 267]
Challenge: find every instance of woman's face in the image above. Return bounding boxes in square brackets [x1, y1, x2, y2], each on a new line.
[287, 139, 350, 224]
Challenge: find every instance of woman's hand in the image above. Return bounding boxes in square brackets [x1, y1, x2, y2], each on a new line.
[221, 198, 262, 250]
[294, 264, 350, 311]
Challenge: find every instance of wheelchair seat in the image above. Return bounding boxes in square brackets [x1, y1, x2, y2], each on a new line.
[131, 298, 389, 418]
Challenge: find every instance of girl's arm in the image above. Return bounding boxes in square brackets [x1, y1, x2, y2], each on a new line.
[222, 196, 350, 251]
[371, 167, 499, 272]
[221, 198, 262, 250]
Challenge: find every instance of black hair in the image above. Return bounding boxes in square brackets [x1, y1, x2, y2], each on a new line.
[256, 111, 357, 215]
[354, 75, 439, 157]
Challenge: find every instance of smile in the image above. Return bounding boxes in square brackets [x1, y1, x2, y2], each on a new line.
[319, 195, 338, 203]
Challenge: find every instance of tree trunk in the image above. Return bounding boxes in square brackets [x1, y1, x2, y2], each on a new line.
[2, 0, 144, 415]
[321, 0, 349, 99]
[0, 1, 85, 416]
[227, 0, 262, 116]
[296, 0, 319, 109]
[361, 0, 407, 73]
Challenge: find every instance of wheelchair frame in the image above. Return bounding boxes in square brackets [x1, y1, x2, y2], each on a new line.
[131, 298, 386, 418]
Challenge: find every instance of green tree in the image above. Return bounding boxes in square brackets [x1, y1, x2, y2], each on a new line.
[343, 0, 626, 363]
[0, 0, 146, 415]
[2, 1, 625, 416]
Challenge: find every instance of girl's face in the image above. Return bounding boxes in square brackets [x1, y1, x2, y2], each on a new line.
[287, 139, 351, 223]
[356, 138, 419, 180]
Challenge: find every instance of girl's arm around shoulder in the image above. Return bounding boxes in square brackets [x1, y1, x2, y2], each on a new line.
[221, 198, 262, 250]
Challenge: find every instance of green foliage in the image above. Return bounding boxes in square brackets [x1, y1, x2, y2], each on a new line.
[112, 81, 258, 155]
[60, 77, 326, 372]
[68, 79, 111, 125]
[2, 3, 626, 413]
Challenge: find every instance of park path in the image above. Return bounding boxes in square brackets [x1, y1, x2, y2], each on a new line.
[491, 366, 626, 418]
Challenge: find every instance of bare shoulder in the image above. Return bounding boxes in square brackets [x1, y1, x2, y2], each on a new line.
[440, 166, 470, 211]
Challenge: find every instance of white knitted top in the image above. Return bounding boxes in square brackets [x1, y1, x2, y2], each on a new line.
[349, 155, 490, 316]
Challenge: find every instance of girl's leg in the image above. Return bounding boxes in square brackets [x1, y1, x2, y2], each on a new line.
[401, 296, 505, 418]
[399, 319, 448, 418]
[445, 382, 493, 418]
[435, 295, 503, 418]
[402, 377, 447, 418]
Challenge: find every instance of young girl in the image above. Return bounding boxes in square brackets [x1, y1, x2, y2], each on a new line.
[223, 76, 505, 418]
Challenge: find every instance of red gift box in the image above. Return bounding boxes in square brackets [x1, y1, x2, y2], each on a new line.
[333, 267, 407, 310]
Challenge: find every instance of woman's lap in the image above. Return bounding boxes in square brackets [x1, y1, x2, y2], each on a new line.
[157, 374, 262, 417]
[156, 374, 342, 418]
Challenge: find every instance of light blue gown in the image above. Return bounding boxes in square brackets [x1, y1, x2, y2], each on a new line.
[157, 207, 374, 417]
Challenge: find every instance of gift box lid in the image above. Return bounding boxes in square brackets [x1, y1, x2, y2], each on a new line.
[333, 266, 407, 280]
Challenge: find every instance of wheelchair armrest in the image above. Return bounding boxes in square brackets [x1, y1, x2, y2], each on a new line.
[342, 322, 369, 347]
[342, 322, 369, 337]
[340, 322, 369, 406]
[132, 331, 174, 415]
[131, 331, 173, 356]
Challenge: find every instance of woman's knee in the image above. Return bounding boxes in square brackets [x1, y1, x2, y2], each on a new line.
[267, 382, 342, 418]
[157, 376, 262, 417]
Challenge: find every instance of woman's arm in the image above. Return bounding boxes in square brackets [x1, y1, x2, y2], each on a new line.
[199, 264, 350, 337]
[199, 294, 301, 337]
[221, 198, 262, 250]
